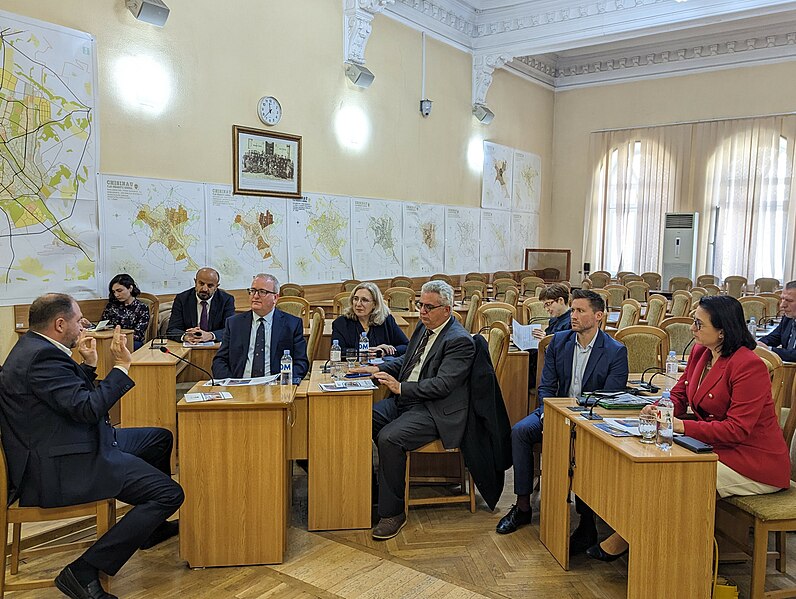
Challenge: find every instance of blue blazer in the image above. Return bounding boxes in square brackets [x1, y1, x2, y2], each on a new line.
[0, 332, 135, 507]
[212, 309, 309, 382]
[537, 329, 629, 414]
[759, 316, 796, 363]
[330, 314, 409, 356]
[167, 288, 235, 341]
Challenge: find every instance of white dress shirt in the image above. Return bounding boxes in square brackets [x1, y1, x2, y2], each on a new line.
[243, 310, 274, 378]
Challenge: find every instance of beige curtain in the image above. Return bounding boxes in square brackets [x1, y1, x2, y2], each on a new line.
[585, 115, 796, 282]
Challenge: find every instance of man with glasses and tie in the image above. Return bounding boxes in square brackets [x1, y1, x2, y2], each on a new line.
[758, 280, 796, 362]
[167, 267, 236, 344]
[212, 273, 308, 382]
[355, 280, 475, 540]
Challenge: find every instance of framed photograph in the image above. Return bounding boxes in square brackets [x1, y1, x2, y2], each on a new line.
[233, 125, 301, 198]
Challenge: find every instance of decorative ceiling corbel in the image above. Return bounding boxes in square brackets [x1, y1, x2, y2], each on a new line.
[472, 52, 513, 106]
[343, 0, 395, 65]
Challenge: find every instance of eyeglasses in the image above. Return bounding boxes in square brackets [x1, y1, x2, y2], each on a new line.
[543, 300, 556, 309]
[351, 296, 373, 304]
[693, 318, 705, 330]
[247, 288, 277, 297]
[416, 301, 444, 312]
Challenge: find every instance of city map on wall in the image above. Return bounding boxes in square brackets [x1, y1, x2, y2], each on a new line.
[481, 141, 514, 210]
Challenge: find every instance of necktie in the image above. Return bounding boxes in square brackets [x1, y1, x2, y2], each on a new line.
[251, 318, 266, 378]
[400, 329, 433, 381]
[788, 325, 796, 350]
[200, 300, 209, 331]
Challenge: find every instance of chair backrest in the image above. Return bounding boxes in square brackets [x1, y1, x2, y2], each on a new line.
[589, 272, 610, 288]
[640, 272, 662, 289]
[465, 272, 487, 282]
[696, 274, 719, 287]
[669, 292, 692, 317]
[390, 276, 414, 289]
[464, 293, 482, 333]
[333, 291, 351, 317]
[486, 321, 510, 381]
[431, 273, 454, 285]
[275, 296, 310, 327]
[306, 307, 325, 362]
[626, 281, 650, 303]
[738, 297, 766, 322]
[755, 277, 780, 293]
[341, 279, 361, 292]
[522, 298, 548, 325]
[668, 276, 693, 292]
[614, 325, 669, 373]
[616, 270, 635, 281]
[723, 275, 747, 298]
[616, 299, 641, 330]
[462, 280, 487, 298]
[757, 293, 781, 319]
[475, 302, 516, 331]
[621, 274, 644, 285]
[384, 287, 414, 311]
[520, 276, 546, 297]
[592, 288, 610, 306]
[542, 267, 560, 280]
[452, 310, 463, 325]
[580, 277, 593, 290]
[659, 316, 695, 358]
[280, 283, 304, 297]
[504, 286, 519, 308]
[644, 296, 667, 327]
[689, 287, 707, 306]
[137, 292, 159, 342]
[604, 284, 629, 309]
[492, 278, 516, 299]
[517, 270, 535, 281]
[493, 271, 513, 281]
[703, 283, 721, 296]
[753, 346, 785, 420]
[158, 301, 172, 337]
[536, 334, 554, 389]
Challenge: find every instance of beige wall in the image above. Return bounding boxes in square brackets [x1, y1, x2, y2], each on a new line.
[549, 61, 796, 280]
[0, 0, 554, 360]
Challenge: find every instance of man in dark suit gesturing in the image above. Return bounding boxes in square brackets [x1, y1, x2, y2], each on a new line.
[0, 294, 184, 599]
[357, 280, 475, 540]
[212, 273, 309, 383]
[758, 280, 796, 362]
[167, 267, 235, 343]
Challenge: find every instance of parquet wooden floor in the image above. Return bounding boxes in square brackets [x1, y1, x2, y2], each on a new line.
[6, 469, 796, 598]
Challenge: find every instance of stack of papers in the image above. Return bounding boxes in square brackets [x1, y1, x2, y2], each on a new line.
[596, 393, 655, 409]
[184, 391, 232, 403]
[511, 319, 542, 350]
[319, 379, 378, 392]
[202, 374, 281, 386]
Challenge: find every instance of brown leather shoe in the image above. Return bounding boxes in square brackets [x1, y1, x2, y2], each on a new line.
[372, 512, 407, 540]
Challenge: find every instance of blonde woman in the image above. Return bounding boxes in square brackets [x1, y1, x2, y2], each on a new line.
[331, 282, 409, 357]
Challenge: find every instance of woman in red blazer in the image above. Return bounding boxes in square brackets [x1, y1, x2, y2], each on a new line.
[588, 295, 790, 561]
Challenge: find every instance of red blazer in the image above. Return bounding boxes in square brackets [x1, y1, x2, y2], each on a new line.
[671, 344, 790, 489]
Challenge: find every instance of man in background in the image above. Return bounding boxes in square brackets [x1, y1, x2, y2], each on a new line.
[758, 281, 796, 362]
[167, 267, 235, 343]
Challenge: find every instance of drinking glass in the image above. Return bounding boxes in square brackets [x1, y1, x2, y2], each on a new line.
[638, 414, 657, 444]
[345, 349, 358, 371]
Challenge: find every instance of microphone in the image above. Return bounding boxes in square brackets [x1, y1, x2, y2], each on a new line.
[149, 332, 184, 349]
[649, 371, 679, 389]
[586, 395, 602, 421]
[159, 346, 217, 386]
[681, 337, 695, 363]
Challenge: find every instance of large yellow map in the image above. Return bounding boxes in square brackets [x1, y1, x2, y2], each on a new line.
[0, 11, 99, 304]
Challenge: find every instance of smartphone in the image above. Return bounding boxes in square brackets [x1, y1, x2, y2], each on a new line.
[344, 372, 372, 379]
[673, 436, 713, 453]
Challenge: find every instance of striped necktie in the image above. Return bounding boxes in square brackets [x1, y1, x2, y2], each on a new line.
[400, 329, 433, 381]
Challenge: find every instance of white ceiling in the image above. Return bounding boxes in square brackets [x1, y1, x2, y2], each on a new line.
[377, 0, 796, 89]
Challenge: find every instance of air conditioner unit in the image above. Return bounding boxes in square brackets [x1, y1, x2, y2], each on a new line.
[661, 212, 699, 288]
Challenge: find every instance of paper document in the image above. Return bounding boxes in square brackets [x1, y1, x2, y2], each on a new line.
[604, 418, 641, 436]
[319, 379, 378, 392]
[183, 340, 217, 347]
[202, 374, 281, 386]
[511, 319, 541, 350]
[184, 391, 232, 403]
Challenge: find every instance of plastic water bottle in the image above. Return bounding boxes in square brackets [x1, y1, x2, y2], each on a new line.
[656, 390, 674, 451]
[748, 316, 757, 338]
[358, 332, 370, 364]
[330, 339, 342, 379]
[665, 350, 678, 391]
[280, 350, 293, 385]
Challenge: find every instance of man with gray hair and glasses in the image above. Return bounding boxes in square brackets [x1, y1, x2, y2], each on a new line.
[212, 273, 308, 382]
[758, 280, 796, 362]
[355, 280, 475, 540]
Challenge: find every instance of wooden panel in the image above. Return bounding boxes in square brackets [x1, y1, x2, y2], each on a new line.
[308, 370, 371, 531]
[13, 298, 108, 330]
[178, 406, 289, 566]
[539, 399, 573, 570]
[290, 394, 308, 460]
[175, 343, 219, 383]
[502, 349, 529, 426]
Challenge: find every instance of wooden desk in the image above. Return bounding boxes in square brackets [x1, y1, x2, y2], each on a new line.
[306, 367, 372, 531]
[121, 341, 190, 472]
[307, 315, 411, 361]
[540, 398, 717, 599]
[177, 382, 294, 567]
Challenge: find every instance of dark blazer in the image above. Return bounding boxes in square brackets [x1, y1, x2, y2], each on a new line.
[460, 335, 512, 511]
[331, 314, 409, 356]
[546, 309, 571, 335]
[212, 309, 309, 382]
[0, 332, 134, 507]
[672, 344, 790, 489]
[167, 288, 235, 341]
[759, 316, 796, 362]
[537, 329, 628, 414]
[379, 317, 475, 448]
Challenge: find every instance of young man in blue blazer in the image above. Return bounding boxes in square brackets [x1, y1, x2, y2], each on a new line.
[496, 289, 628, 553]
[212, 273, 308, 383]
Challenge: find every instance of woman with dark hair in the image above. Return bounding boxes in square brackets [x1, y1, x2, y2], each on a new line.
[100, 274, 150, 350]
[588, 295, 790, 561]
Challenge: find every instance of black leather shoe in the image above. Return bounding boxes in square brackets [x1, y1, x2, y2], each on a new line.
[55, 566, 117, 599]
[140, 519, 179, 549]
[586, 542, 628, 562]
[569, 522, 598, 554]
[495, 504, 533, 534]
